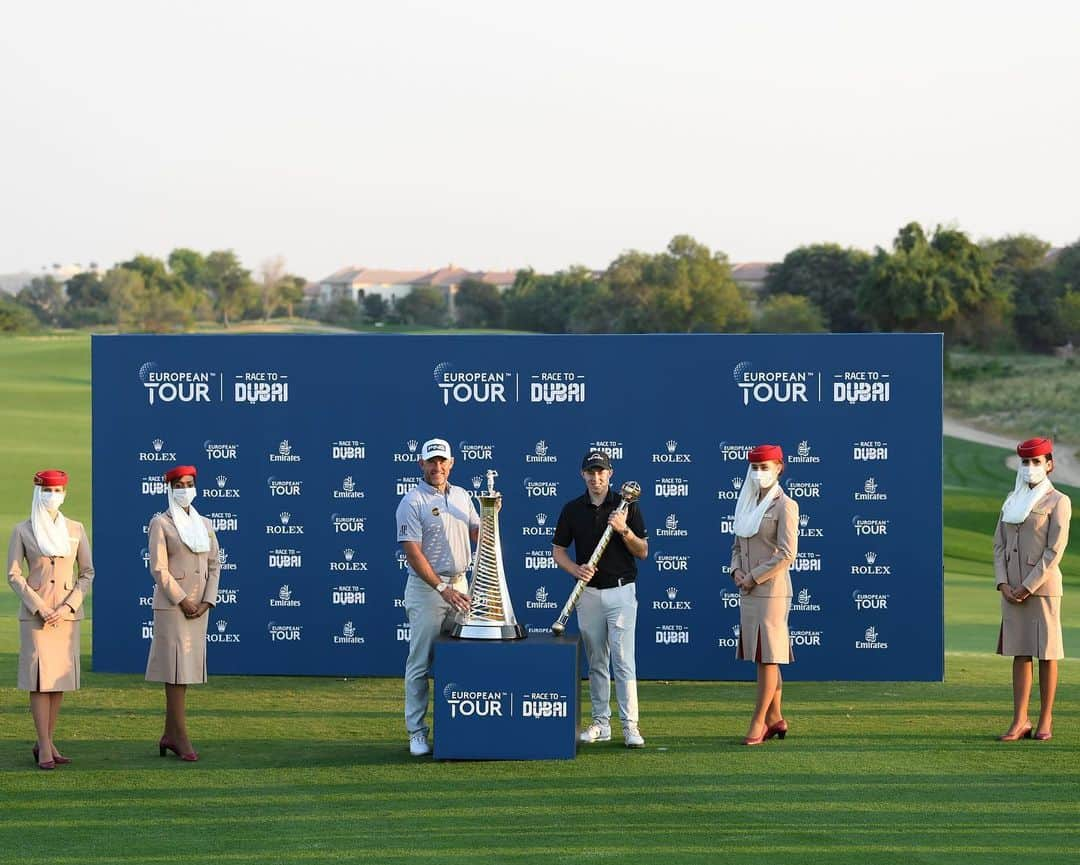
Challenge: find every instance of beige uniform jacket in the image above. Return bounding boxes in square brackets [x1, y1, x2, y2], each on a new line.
[730, 492, 798, 598]
[7, 519, 95, 622]
[147, 512, 221, 610]
[993, 487, 1071, 597]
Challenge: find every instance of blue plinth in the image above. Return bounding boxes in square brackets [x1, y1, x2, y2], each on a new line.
[433, 634, 580, 760]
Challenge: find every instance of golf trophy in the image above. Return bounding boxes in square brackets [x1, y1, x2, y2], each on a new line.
[451, 469, 526, 640]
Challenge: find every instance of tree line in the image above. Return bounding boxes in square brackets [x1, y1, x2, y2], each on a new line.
[2, 225, 1079, 352]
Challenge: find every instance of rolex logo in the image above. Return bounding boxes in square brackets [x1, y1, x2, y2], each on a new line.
[798, 440, 810, 457]
[535, 586, 548, 603]
[217, 620, 228, 633]
[216, 475, 228, 488]
[280, 512, 291, 524]
[665, 514, 678, 530]
[733, 624, 741, 637]
[472, 476, 482, 489]
[344, 548, 355, 562]
[278, 440, 291, 456]
[536, 513, 548, 526]
[864, 477, 877, 494]
[343, 476, 355, 492]
[666, 440, 678, 453]
[407, 439, 418, 453]
[865, 551, 877, 564]
[798, 588, 810, 604]
[865, 626, 878, 642]
[535, 439, 548, 456]
[279, 584, 292, 601]
[152, 438, 164, 452]
[799, 513, 809, 529]
[666, 586, 678, 600]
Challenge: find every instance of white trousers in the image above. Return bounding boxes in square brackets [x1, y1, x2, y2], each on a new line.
[577, 582, 639, 725]
[404, 574, 467, 736]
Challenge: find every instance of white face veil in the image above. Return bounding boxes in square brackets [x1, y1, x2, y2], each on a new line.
[732, 465, 781, 538]
[31, 485, 71, 557]
[167, 485, 211, 553]
[1000, 462, 1051, 525]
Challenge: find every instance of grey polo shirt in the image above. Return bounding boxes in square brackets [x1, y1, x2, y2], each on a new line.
[396, 480, 480, 580]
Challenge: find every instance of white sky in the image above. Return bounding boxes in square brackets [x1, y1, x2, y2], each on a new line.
[2, 0, 1078, 280]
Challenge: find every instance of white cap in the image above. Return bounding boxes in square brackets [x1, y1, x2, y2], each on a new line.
[420, 438, 452, 460]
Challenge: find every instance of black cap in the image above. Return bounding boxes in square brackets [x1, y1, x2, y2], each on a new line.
[581, 450, 612, 470]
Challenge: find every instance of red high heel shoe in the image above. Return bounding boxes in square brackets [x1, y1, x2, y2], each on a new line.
[159, 736, 199, 762]
[32, 745, 55, 770]
[997, 722, 1032, 742]
[743, 723, 768, 746]
[764, 719, 788, 740]
[1034, 728, 1052, 741]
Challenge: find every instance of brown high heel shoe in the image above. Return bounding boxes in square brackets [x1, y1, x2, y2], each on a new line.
[32, 745, 55, 770]
[997, 722, 1032, 741]
[743, 722, 769, 746]
[159, 735, 199, 761]
[764, 719, 788, 740]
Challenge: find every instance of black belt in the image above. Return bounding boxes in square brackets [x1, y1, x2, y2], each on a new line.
[594, 577, 635, 589]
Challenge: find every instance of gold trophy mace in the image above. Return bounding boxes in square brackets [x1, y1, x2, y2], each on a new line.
[551, 480, 642, 635]
[451, 469, 526, 640]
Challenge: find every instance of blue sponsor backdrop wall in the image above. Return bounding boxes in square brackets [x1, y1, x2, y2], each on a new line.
[91, 333, 943, 681]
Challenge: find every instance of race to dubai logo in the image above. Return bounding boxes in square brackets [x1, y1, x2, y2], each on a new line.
[140, 475, 169, 496]
[526, 439, 558, 464]
[234, 371, 289, 404]
[791, 551, 822, 572]
[268, 476, 303, 497]
[790, 588, 821, 612]
[787, 440, 821, 465]
[526, 586, 558, 610]
[655, 477, 690, 497]
[655, 513, 688, 538]
[525, 550, 557, 570]
[717, 476, 743, 501]
[201, 474, 240, 500]
[590, 440, 623, 460]
[652, 586, 691, 612]
[141, 619, 155, 640]
[856, 626, 888, 650]
[138, 437, 176, 462]
[394, 439, 421, 463]
[270, 584, 301, 608]
[395, 476, 421, 496]
[139, 361, 217, 406]
[855, 477, 888, 502]
[652, 440, 691, 464]
[833, 370, 891, 404]
[334, 476, 366, 500]
[331, 585, 366, 606]
[270, 440, 301, 463]
[458, 440, 494, 461]
[204, 439, 238, 460]
[854, 440, 889, 461]
[334, 621, 365, 645]
[851, 551, 891, 576]
[852, 516, 889, 537]
[396, 621, 411, 642]
[207, 511, 238, 532]
[520, 691, 569, 719]
[269, 548, 302, 568]
[853, 590, 889, 610]
[433, 361, 510, 406]
[529, 370, 585, 404]
[732, 361, 815, 406]
[655, 624, 690, 645]
[331, 439, 366, 460]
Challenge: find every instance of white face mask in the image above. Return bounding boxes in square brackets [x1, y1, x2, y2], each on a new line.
[752, 469, 776, 489]
[40, 491, 66, 511]
[171, 487, 197, 507]
[1021, 464, 1047, 485]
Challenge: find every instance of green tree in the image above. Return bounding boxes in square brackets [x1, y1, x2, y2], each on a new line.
[503, 267, 594, 333]
[454, 278, 503, 328]
[0, 295, 39, 332]
[1060, 289, 1080, 345]
[362, 292, 388, 323]
[396, 286, 447, 327]
[167, 248, 208, 289]
[982, 234, 1051, 350]
[319, 295, 362, 329]
[66, 271, 108, 308]
[277, 275, 307, 318]
[762, 244, 872, 332]
[258, 256, 287, 321]
[103, 266, 193, 333]
[204, 250, 256, 327]
[754, 294, 827, 333]
[16, 276, 66, 325]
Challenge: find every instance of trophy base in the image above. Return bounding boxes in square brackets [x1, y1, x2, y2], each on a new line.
[450, 622, 527, 640]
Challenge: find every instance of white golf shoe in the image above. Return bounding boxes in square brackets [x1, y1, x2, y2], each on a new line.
[579, 719, 612, 743]
[409, 731, 431, 756]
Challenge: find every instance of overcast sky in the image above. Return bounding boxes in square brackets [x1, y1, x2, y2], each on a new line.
[2, 1, 1078, 280]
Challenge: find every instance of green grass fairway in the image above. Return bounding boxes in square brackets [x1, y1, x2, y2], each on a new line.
[1, 334, 1078, 865]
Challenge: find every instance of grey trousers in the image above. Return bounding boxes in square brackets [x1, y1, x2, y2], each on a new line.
[404, 573, 467, 736]
[577, 582, 639, 725]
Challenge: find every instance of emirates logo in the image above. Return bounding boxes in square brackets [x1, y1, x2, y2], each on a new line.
[278, 585, 292, 601]
[535, 440, 548, 456]
[278, 440, 292, 456]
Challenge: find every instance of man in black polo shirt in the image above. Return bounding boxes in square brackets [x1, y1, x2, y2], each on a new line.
[552, 450, 648, 748]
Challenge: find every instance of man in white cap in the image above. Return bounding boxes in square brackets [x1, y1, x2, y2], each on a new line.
[396, 438, 479, 756]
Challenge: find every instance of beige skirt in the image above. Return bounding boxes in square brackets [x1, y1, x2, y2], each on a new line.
[997, 595, 1064, 660]
[737, 593, 793, 664]
[19, 619, 81, 692]
[145, 608, 209, 684]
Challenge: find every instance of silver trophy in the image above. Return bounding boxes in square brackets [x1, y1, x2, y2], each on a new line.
[451, 470, 526, 640]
